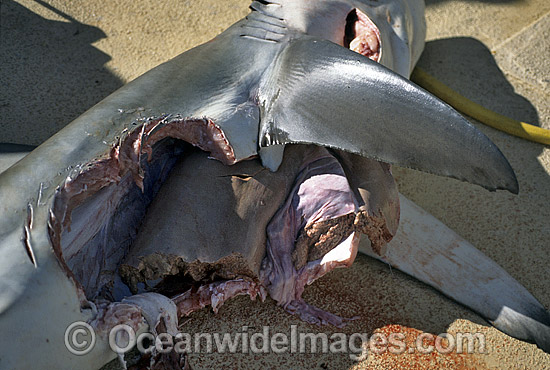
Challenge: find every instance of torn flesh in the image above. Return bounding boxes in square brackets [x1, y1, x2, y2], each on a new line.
[265, 232, 361, 328]
[48, 116, 235, 300]
[344, 8, 381, 62]
[49, 121, 395, 302]
[44, 11, 396, 362]
[259, 148, 360, 326]
[118, 144, 368, 326]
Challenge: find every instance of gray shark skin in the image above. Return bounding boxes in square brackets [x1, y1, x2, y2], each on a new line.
[0, 1, 546, 369]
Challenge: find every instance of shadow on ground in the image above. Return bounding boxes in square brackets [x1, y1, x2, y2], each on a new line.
[397, 37, 550, 254]
[418, 37, 540, 126]
[0, 0, 123, 146]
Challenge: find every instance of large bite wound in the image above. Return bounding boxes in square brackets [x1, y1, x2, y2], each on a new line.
[48, 116, 237, 302]
[118, 146, 310, 316]
[116, 145, 399, 328]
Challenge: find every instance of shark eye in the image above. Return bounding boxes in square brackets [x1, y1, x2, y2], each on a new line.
[344, 8, 381, 62]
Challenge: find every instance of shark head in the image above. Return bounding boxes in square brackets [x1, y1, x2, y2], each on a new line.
[250, 0, 426, 77]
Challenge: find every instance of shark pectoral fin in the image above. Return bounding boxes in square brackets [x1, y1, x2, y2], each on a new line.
[360, 193, 550, 352]
[258, 37, 518, 193]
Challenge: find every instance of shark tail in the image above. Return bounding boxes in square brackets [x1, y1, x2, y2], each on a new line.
[359, 193, 550, 352]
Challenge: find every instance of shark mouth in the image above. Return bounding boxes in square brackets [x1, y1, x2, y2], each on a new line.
[46, 9, 390, 364]
[344, 8, 381, 62]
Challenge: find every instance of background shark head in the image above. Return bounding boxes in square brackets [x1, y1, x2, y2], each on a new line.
[251, 0, 426, 76]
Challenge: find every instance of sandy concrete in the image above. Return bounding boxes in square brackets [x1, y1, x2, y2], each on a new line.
[1, 0, 549, 369]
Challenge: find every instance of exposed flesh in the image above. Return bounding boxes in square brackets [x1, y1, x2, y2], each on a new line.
[44, 6, 397, 328]
[43, 8, 400, 364]
[49, 130, 400, 327]
[121, 145, 382, 324]
[2, 2, 540, 370]
[344, 8, 381, 61]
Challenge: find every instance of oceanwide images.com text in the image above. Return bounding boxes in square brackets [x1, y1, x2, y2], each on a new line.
[65, 322, 487, 360]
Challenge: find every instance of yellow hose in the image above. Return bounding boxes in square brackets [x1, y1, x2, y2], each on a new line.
[411, 67, 550, 146]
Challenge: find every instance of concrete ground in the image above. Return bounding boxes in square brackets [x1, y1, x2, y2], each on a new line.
[1, 0, 549, 368]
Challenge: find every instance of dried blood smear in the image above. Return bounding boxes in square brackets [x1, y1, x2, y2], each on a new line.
[365, 325, 483, 369]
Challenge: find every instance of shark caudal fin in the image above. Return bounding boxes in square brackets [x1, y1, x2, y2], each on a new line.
[359, 193, 550, 352]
